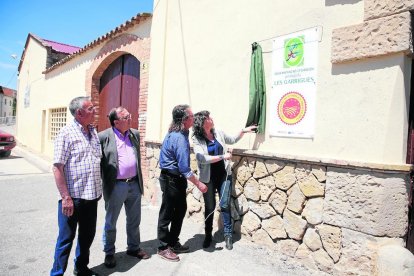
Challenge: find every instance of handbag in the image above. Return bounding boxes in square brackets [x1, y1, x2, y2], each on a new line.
[219, 175, 232, 211]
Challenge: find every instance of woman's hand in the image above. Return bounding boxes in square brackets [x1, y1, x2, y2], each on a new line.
[242, 125, 258, 133]
[223, 152, 232, 160]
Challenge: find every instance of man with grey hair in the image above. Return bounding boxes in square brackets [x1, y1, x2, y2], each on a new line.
[98, 107, 149, 268]
[51, 96, 102, 276]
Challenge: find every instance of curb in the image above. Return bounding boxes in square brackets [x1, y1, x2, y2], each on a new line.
[13, 145, 52, 173]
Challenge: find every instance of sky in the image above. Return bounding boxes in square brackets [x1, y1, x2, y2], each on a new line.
[0, 0, 154, 90]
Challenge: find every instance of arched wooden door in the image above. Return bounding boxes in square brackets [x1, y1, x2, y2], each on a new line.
[98, 54, 140, 131]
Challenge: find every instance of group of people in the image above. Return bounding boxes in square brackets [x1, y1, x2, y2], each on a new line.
[50, 97, 256, 276]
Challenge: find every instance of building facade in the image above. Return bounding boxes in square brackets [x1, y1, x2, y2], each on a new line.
[15, 1, 414, 274]
[0, 86, 16, 118]
[144, 0, 414, 274]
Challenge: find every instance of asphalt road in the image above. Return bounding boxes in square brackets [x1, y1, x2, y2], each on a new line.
[0, 131, 318, 276]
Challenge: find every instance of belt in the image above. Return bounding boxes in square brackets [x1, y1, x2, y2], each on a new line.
[117, 175, 137, 183]
[161, 169, 183, 178]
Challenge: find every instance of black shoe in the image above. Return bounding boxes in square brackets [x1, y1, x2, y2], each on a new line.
[104, 254, 116, 268]
[203, 234, 212, 248]
[73, 266, 100, 276]
[225, 236, 233, 250]
[171, 242, 190, 253]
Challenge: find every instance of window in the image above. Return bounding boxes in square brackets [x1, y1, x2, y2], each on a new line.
[4, 99, 6, 104]
[49, 107, 67, 140]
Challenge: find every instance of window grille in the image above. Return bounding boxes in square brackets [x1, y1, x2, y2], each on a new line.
[49, 107, 67, 140]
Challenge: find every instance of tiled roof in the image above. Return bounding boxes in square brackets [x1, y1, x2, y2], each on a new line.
[0, 86, 16, 97]
[17, 13, 151, 75]
[43, 13, 152, 73]
[41, 39, 80, 54]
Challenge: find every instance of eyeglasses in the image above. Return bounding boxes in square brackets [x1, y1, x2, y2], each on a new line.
[118, 114, 131, 120]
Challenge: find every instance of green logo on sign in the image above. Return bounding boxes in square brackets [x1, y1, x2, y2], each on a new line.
[284, 36, 304, 68]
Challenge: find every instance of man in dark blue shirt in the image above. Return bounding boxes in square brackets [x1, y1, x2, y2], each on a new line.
[157, 104, 207, 262]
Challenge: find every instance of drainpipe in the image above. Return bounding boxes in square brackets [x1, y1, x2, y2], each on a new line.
[159, 0, 169, 140]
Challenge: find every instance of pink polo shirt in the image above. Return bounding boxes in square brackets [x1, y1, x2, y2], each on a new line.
[113, 128, 137, 179]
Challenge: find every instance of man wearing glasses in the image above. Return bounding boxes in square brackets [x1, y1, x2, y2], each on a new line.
[98, 107, 149, 268]
[51, 97, 102, 276]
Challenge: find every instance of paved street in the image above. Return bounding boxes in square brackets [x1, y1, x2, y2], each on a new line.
[0, 129, 319, 276]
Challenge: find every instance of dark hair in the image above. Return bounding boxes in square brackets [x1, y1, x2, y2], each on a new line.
[108, 107, 126, 127]
[69, 96, 89, 116]
[192, 110, 210, 140]
[168, 104, 190, 132]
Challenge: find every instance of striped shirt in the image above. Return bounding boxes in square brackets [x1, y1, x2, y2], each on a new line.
[53, 119, 102, 200]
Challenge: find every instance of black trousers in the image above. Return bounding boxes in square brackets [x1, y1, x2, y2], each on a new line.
[157, 172, 187, 249]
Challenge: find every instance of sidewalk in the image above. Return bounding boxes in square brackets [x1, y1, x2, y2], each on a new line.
[2, 143, 320, 276]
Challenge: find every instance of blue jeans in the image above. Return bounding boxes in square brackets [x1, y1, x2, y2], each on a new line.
[103, 180, 142, 255]
[50, 198, 98, 276]
[203, 174, 232, 237]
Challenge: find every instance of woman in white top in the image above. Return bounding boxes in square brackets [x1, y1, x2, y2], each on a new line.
[192, 110, 256, 250]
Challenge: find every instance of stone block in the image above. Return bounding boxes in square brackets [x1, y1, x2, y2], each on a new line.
[323, 167, 408, 237]
[275, 239, 300, 257]
[303, 228, 322, 252]
[311, 249, 334, 274]
[364, 0, 414, 20]
[234, 194, 249, 215]
[332, 12, 412, 63]
[274, 164, 296, 191]
[283, 209, 307, 240]
[302, 197, 324, 225]
[249, 201, 277, 219]
[316, 224, 341, 263]
[258, 175, 277, 200]
[251, 228, 274, 246]
[241, 211, 261, 235]
[262, 215, 287, 239]
[295, 244, 318, 271]
[335, 228, 405, 275]
[311, 165, 326, 182]
[244, 177, 260, 202]
[269, 189, 287, 215]
[376, 244, 414, 276]
[265, 159, 285, 174]
[286, 184, 306, 214]
[232, 180, 244, 197]
[253, 159, 269, 178]
[298, 174, 325, 197]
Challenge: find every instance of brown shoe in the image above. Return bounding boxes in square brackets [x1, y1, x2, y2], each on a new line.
[157, 248, 180, 262]
[126, 249, 150, 259]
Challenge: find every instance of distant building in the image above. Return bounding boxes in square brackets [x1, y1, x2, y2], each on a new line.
[16, 13, 151, 158]
[0, 86, 16, 117]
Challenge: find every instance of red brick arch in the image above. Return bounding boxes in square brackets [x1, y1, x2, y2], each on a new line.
[86, 33, 151, 191]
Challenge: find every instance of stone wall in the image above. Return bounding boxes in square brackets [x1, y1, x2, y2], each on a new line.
[331, 1, 413, 63]
[145, 142, 410, 275]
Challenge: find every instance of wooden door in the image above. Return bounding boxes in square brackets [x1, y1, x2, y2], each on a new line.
[98, 54, 140, 131]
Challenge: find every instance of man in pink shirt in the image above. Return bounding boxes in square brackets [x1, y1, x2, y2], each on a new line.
[98, 107, 149, 268]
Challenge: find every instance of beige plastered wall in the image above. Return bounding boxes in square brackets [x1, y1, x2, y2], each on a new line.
[146, 0, 411, 165]
[16, 20, 151, 158]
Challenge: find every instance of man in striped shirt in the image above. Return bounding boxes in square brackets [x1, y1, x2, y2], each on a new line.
[51, 96, 102, 276]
